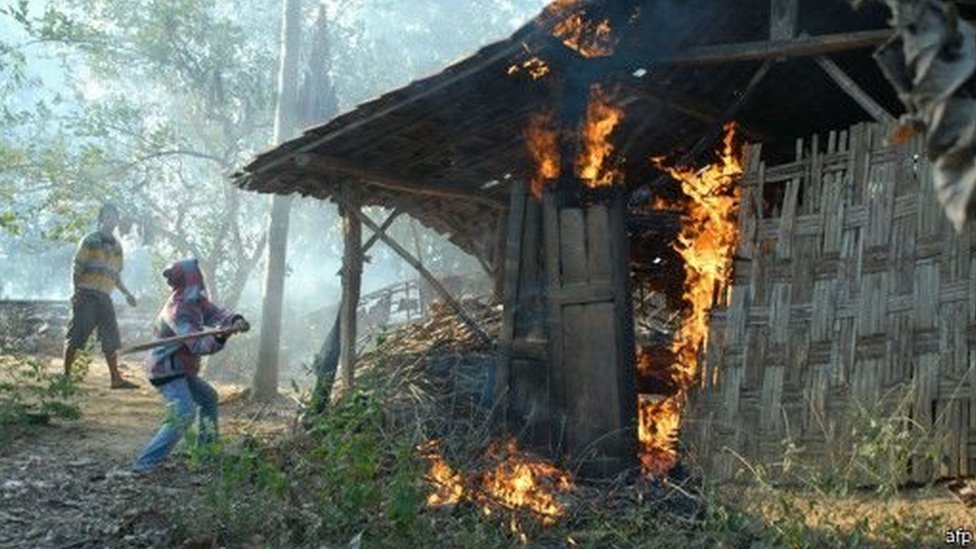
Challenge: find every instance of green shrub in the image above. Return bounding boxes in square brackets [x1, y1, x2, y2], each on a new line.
[0, 352, 83, 442]
[174, 438, 289, 545]
[302, 372, 432, 546]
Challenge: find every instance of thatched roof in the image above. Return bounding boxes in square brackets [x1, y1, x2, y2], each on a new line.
[233, 0, 918, 267]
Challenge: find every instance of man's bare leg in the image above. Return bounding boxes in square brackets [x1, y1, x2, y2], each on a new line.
[106, 351, 137, 389]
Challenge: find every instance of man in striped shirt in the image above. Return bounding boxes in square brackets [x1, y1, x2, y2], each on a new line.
[63, 203, 140, 389]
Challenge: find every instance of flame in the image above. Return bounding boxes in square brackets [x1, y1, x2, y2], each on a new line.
[508, 57, 551, 80]
[479, 439, 574, 526]
[637, 394, 682, 477]
[639, 122, 743, 475]
[422, 438, 574, 528]
[544, 0, 614, 58]
[578, 86, 623, 187]
[524, 87, 622, 197]
[421, 440, 464, 506]
[525, 112, 560, 198]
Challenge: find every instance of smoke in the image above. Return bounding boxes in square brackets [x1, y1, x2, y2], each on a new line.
[0, 235, 74, 300]
[1, 0, 538, 381]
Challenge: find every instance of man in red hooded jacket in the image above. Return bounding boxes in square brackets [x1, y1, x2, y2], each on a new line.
[132, 258, 248, 472]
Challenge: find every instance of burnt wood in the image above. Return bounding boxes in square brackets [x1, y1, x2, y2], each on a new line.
[495, 180, 530, 407]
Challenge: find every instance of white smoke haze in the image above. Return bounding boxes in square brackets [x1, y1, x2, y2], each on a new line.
[0, 0, 545, 382]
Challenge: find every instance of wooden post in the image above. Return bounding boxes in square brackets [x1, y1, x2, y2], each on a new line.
[495, 180, 530, 405]
[608, 189, 639, 466]
[542, 192, 565, 451]
[312, 207, 401, 410]
[340, 182, 363, 392]
[408, 219, 427, 317]
[525, 68, 638, 478]
[492, 218, 509, 302]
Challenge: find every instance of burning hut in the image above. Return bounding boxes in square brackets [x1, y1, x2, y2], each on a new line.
[235, 0, 976, 484]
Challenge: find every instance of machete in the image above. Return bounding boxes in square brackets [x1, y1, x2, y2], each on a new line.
[118, 325, 247, 356]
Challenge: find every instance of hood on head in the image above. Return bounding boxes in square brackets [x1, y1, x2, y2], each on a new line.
[162, 258, 208, 301]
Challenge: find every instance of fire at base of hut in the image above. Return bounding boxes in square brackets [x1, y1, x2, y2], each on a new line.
[422, 438, 575, 532]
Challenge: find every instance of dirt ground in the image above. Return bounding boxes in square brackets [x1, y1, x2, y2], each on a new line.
[0, 356, 298, 549]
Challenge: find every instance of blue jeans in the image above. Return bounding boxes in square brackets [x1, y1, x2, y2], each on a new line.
[132, 375, 218, 472]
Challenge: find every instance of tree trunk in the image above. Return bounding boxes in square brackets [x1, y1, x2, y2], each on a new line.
[223, 231, 269, 311]
[339, 183, 363, 393]
[310, 209, 399, 411]
[253, 0, 301, 401]
[302, 4, 343, 404]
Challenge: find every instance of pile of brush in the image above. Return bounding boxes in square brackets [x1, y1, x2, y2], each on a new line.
[350, 296, 502, 431]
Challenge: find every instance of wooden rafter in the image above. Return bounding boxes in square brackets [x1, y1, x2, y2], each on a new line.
[815, 55, 895, 125]
[658, 28, 892, 66]
[299, 153, 507, 209]
[617, 82, 727, 125]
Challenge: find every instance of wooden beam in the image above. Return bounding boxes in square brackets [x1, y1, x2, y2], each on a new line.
[658, 29, 892, 66]
[362, 208, 402, 252]
[299, 153, 507, 210]
[351, 208, 492, 346]
[340, 182, 363, 392]
[494, 180, 529, 405]
[815, 55, 896, 125]
[333, 208, 402, 276]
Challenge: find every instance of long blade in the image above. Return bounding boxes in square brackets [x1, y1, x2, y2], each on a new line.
[118, 326, 242, 356]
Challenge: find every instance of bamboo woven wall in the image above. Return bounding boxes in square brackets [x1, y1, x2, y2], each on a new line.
[686, 122, 976, 484]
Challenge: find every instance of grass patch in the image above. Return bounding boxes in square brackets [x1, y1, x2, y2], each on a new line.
[0, 351, 85, 442]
